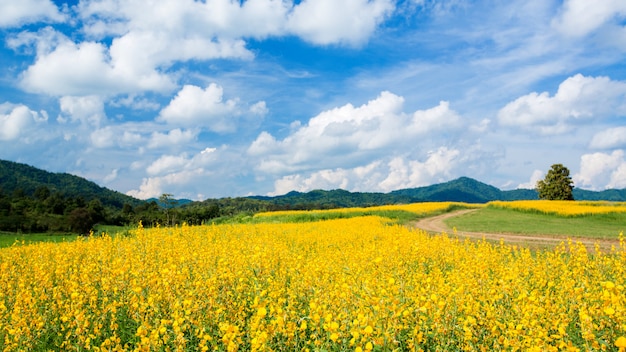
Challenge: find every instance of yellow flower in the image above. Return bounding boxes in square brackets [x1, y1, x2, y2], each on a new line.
[257, 307, 267, 317]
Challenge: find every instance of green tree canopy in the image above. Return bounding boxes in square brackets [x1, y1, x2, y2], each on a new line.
[536, 164, 574, 200]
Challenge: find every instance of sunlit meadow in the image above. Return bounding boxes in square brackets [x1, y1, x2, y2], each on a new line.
[1, 202, 626, 351]
[489, 200, 626, 217]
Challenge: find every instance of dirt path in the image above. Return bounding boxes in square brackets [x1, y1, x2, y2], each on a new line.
[411, 209, 621, 251]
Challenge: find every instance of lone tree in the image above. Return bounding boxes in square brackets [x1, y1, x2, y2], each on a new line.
[159, 193, 178, 226]
[536, 164, 574, 200]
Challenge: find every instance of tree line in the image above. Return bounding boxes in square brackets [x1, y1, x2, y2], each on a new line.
[0, 183, 359, 235]
[0, 186, 223, 234]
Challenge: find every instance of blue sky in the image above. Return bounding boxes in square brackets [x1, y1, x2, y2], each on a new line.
[1, 0, 626, 200]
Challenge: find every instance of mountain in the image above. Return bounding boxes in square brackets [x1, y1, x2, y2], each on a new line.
[250, 189, 414, 208]
[247, 177, 626, 207]
[0, 160, 143, 208]
[390, 177, 503, 203]
[3, 158, 626, 212]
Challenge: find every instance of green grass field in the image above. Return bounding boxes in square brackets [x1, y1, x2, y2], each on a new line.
[0, 225, 133, 249]
[445, 207, 626, 239]
[0, 232, 80, 248]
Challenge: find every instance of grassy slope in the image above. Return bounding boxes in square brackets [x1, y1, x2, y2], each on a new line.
[0, 232, 80, 248]
[0, 225, 132, 249]
[444, 207, 626, 239]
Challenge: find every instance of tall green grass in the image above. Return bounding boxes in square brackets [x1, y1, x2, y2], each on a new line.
[0, 232, 80, 248]
[445, 207, 625, 239]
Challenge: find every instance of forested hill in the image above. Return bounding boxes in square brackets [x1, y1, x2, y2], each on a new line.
[2, 159, 626, 233]
[0, 160, 143, 208]
[248, 177, 626, 207]
[3, 159, 626, 208]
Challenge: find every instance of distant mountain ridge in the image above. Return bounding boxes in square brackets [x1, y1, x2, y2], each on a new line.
[2, 159, 626, 212]
[249, 176, 626, 207]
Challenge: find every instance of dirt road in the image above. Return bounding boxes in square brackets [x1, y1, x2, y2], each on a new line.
[411, 209, 620, 251]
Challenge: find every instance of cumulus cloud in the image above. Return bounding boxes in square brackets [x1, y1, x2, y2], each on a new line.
[89, 124, 147, 149]
[16, 29, 175, 96]
[517, 169, 544, 189]
[103, 168, 119, 183]
[270, 147, 465, 195]
[249, 91, 462, 174]
[0, 0, 64, 28]
[78, 0, 391, 46]
[378, 148, 461, 191]
[127, 147, 219, 199]
[148, 129, 197, 149]
[126, 169, 206, 200]
[146, 155, 189, 176]
[589, 126, 626, 149]
[0, 103, 47, 141]
[145, 148, 219, 176]
[110, 95, 160, 111]
[158, 84, 267, 133]
[58, 96, 106, 127]
[11, 1, 396, 97]
[574, 150, 626, 190]
[90, 126, 116, 148]
[286, 0, 394, 46]
[553, 0, 626, 37]
[498, 74, 626, 134]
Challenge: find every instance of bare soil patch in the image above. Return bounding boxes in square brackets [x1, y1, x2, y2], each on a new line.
[411, 209, 621, 251]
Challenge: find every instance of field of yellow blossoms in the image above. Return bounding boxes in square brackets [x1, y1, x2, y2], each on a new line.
[1, 202, 626, 351]
[253, 201, 479, 219]
[489, 200, 626, 216]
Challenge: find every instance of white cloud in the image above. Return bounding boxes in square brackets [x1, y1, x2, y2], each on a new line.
[589, 126, 626, 149]
[78, 0, 392, 46]
[250, 101, 269, 116]
[146, 155, 189, 176]
[553, 0, 626, 37]
[89, 124, 149, 149]
[103, 168, 119, 183]
[498, 74, 626, 135]
[127, 147, 220, 199]
[0, 103, 47, 141]
[58, 96, 106, 127]
[378, 148, 461, 192]
[126, 169, 205, 200]
[110, 95, 160, 111]
[286, 0, 394, 46]
[109, 30, 253, 72]
[77, 0, 287, 39]
[90, 126, 116, 148]
[249, 91, 462, 174]
[517, 169, 544, 189]
[272, 169, 352, 195]
[574, 150, 626, 190]
[0, 0, 64, 28]
[148, 129, 197, 149]
[270, 147, 465, 195]
[146, 148, 219, 176]
[158, 84, 267, 133]
[17, 32, 176, 96]
[12, 1, 396, 98]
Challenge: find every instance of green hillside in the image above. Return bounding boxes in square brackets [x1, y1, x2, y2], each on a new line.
[0, 160, 143, 208]
[2, 158, 625, 235]
[248, 177, 626, 207]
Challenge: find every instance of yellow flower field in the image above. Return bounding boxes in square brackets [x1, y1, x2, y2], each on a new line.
[254, 201, 481, 218]
[1, 212, 626, 351]
[489, 200, 626, 216]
